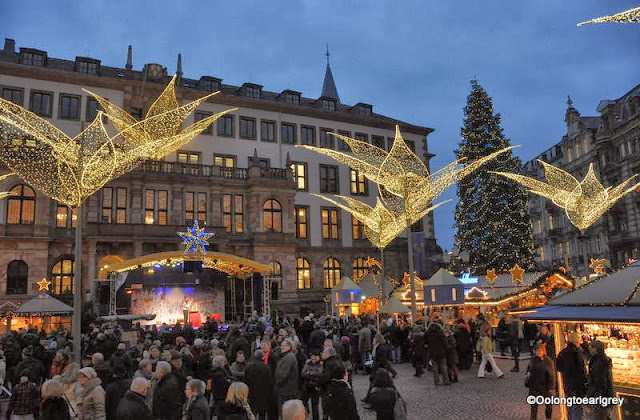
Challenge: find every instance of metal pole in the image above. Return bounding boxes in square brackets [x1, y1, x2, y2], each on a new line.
[406, 219, 417, 325]
[72, 203, 83, 363]
[579, 234, 589, 283]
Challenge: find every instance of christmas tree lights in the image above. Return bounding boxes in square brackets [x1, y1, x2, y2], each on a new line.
[493, 161, 639, 232]
[578, 6, 640, 26]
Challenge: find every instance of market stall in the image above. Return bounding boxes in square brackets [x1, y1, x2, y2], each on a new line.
[379, 295, 411, 316]
[331, 276, 362, 316]
[11, 293, 74, 332]
[521, 263, 640, 420]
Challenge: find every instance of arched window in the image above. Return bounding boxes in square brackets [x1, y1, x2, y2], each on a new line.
[263, 199, 282, 232]
[352, 257, 369, 281]
[269, 261, 282, 290]
[51, 258, 74, 294]
[296, 257, 311, 289]
[323, 258, 341, 289]
[7, 184, 35, 224]
[6, 260, 28, 295]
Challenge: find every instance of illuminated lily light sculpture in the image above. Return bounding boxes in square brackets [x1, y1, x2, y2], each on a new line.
[0, 76, 232, 361]
[301, 125, 512, 322]
[578, 6, 640, 26]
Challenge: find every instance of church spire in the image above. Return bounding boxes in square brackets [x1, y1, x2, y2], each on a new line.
[321, 44, 340, 103]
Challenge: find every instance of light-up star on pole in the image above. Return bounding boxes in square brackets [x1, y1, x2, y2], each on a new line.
[177, 220, 215, 255]
[37, 277, 51, 292]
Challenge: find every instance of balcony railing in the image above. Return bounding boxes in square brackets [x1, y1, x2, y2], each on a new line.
[136, 160, 292, 181]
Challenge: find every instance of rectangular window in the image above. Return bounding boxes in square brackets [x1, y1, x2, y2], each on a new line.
[357, 106, 372, 117]
[319, 128, 334, 149]
[200, 78, 220, 92]
[301, 125, 316, 146]
[281, 123, 296, 144]
[1, 87, 23, 105]
[178, 152, 200, 175]
[101, 187, 127, 223]
[217, 115, 234, 136]
[59, 94, 80, 120]
[239, 117, 257, 139]
[322, 99, 336, 111]
[213, 154, 236, 168]
[386, 137, 394, 151]
[76, 60, 98, 75]
[411, 219, 424, 232]
[260, 120, 276, 142]
[222, 194, 243, 233]
[55, 205, 76, 228]
[101, 187, 113, 223]
[431, 289, 436, 302]
[371, 135, 385, 149]
[452, 288, 457, 301]
[350, 169, 367, 195]
[30, 91, 52, 117]
[295, 206, 308, 238]
[321, 208, 340, 240]
[286, 93, 300, 106]
[115, 188, 127, 224]
[144, 189, 168, 225]
[354, 133, 368, 143]
[245, 86, 261, 99]
[352, 216, 365, 240]
[22, 52, 45, 67]
[185, 192, 207, 225]
[248, 156, 270, 168]
[337, 130, 351, 151]
[195, 111, 213, 135]
[290, 162, 307, 191]
[319, 165, 339, 193]
[86, 97, 107, 122]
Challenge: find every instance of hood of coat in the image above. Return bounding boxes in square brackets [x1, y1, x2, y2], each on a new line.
[83, 377, 103, 394]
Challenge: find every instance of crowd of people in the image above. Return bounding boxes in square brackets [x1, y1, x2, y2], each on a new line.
[0, 311, 615, 420]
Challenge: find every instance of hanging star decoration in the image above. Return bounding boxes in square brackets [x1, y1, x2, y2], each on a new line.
[493, 162, 639, 233]
[559, 266, 567, 274]
[509, 263, 525, 283]
[177, 220, 215, 255]
[485, 268, 498, 283]
[589, 258, 608, 275]
[578, 6, 640, 26]
[365, 257, 383, 271]
[37, 277, 51, 292]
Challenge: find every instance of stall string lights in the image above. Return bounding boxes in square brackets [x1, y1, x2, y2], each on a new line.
[578, 6, 640, 26]
[493, 161, 639, 233]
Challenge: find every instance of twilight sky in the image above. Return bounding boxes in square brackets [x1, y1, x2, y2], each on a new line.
[2, 0, 639, 251]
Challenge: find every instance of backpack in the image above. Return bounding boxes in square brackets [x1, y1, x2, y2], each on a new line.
[394, 390, 407, 420]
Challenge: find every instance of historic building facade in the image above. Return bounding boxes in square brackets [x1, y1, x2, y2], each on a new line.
[524, 85, 640, 276]
[0, 38, 438, 317]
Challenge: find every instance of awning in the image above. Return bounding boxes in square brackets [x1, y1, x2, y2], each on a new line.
[15, 294, 74, 316]
[379, 296, 411, 314]
[332, 276, 361, 291]
[521, 305, 640, 323]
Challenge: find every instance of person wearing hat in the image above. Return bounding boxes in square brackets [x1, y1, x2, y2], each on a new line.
[586, 340, 614, 420]
[77, 367, 106, 420]
[7, 371, 39, 420]
[556, 333, 587, 420]
[169, 350, 187, 405]
[105, 364, 131, 420]
[275, 339, 299, 416]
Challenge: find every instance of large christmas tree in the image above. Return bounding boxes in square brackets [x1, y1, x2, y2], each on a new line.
[453, 80, 535, 273]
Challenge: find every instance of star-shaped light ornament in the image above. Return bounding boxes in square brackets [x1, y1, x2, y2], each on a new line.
[37, 277, 51, 292]
[578, 7, 640, 26]
[589, 258, 608, 275]
[509, 263, 525, 283]
[177, 220, 215, 255]
[485, 268, 497, 283]
[365, 257, 383, 271]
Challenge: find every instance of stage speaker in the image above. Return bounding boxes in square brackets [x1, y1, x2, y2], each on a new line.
[183, 260, 202, 273]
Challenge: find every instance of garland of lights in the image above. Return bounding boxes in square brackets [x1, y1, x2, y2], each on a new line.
[493, 161, 639, 233]
[578, 6, 640, 26]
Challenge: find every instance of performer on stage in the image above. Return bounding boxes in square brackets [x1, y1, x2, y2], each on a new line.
[182, 295, 193, 324]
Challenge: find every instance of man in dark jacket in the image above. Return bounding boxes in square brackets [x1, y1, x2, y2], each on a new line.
[320, 347, 344, 417]
[105, 366, 131, 420]
[169, 351, 188, 405]
[109, 343, 133, 376]
[410, 329, 426, 377]
[556, 333, 587, 420]
[454, 320, 473, 370]
[152, 361, 182, 420]
[183, 379, 210, 420]
[116, 377, 152, 420]
[275, 339, 299, 412]
[326, 366, 360, 420]
[426, 319, 450, 385]
[92, 353, 114, 387]
[245, 350, 272, 419]
[14, 348, 45, 385]
[587, 340, 614, 420]
[506, 316, 524, 372]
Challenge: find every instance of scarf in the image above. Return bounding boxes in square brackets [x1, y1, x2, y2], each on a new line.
[242, 402, 256, 420]
[182, 395, 196, 420]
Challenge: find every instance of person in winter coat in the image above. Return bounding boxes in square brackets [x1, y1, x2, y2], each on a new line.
[109, 343, 133, 376]
[368, 369, 397, 420]
[274, 339, 299, 410]
[410, 329, 426, 377]
[14, 347, 45, 385]
[115, 377, 152, 420]
[0, 350, 6, 389]
[91, 353, 112, 388]
[535, 325, 555, 360]
[325, 366, 359, 420]
[556, 333, 587, 420]
[357, 326, 372, 370]
[104, 366, 131, 420]
[426, 320, 449, 385]
[57, 362, 81, 418]
[301, 352, 323, 420]
[152, 361, 182, 420]
[244, 350, 271, 420]
[210, 355, 232, 416]
[506, 316, 525, 372]
[444, 328, 460, 383]
[218, 381, 256, 420]
[7, 372, 39, 420]
[526, 344, 555, 420]
[386, 321, 402, 364]
[182, 379, 210, 420]
[77, 367, 106, 420]
[49, 351, 69, 378]
[132, 359, 154, 408]
[40, 379, 71, 420]
[586, 340, 614, 420]
[230, 350, 247, 380]
[454, 319, 473, 370]
[476, 316, 504, 379]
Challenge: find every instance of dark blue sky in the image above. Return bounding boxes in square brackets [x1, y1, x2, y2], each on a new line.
[2, 1, 639, 251]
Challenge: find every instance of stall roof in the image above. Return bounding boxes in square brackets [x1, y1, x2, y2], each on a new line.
[379, 296, 411, 314]
[425, 268, 463, 286]
[333, 276, 361, 291]
[548, 266, 640, 306]
[15, 294, 74, 315]
[522, 305, 640, 323]
[465, 271, 548, 301]
[357, 273, 396, 298]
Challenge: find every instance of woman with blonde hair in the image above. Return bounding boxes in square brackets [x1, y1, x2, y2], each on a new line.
[218, 381, 255, 420]
[40, 379, 71, 420]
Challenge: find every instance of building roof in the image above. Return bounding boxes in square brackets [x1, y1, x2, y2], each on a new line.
[333, 276, 361, 291]
[321, 63, 340, 103]
[424, 268, 463, 287]
[15, 294, 74, 315]
[464, 271, 547, 301]
[547, 266, 640, 306]
[579, 116, 601, 130]
[379, 296, 411, 314]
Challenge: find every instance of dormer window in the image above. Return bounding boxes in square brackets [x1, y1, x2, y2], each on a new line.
[75, 58, 100, 75]
[243, 84, 262, 99]
[286, 93, 300, 106]
[356, 104, 372, 117]
[322, 99, 336, 111]
[200, 77, 221, 92]
[20, 49, 46, 67]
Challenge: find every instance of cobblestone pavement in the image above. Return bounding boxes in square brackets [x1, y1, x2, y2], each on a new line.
[351, 358, 562, 420]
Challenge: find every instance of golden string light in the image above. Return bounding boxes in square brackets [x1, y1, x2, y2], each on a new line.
[578, 7, 640, 26]
[493, 161, 639, 232]
[86, 75, 235, 160]
[0, 173, 15, 199]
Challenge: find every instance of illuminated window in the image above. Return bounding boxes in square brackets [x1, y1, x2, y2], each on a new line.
[269, 261, 282, 277]
[321, 208, 340, 240]
[52, 259, 74, 294]
[55, 204, 76, 228]
[452, 288, 457, 301]
[296, 258, 311, 289]
[350, 169, 367, 195]
[323, 258, 341, 289]
[320, 128, 334, 149]
[263, 199, 282, 232]
[295, 206, 308, 239]
[194, 111, 213, 135]
[214, 154, 237, 169]
[290, 162, 307, 191]
[352, 257, 369, 280]
[222, 194, 243, 233]
[6, 260, 28, 295]
[6, 185, 35, 224]
[431, 289, 436, 302]
[101, 187, 126, 223]
[144, 190, 168, 225]
[352, 216, 365, 240]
